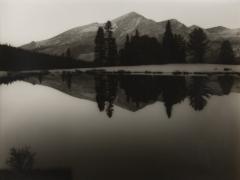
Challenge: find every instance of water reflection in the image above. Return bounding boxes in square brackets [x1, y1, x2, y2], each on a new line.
[0, 72, 239, 180]
[0, 72, 236, 118]
[95, 74, 234, 118]
[162, 76, 186, 117]
[95, 75, 118, 118]
[218, 76, 234, 95]
[188, 77, 213, 111]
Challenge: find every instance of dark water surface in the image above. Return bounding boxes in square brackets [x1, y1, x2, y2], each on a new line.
[0, 72, 240, 180]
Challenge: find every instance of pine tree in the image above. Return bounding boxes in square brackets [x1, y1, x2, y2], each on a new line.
[121, 34, 133, 65]
[94, 27, 105, 66]
[188, 28, 208, 63]
[162, 21, 175, 63]
[104, 21, 118, 66]
[108, 38, 118, 66]
[218, 40, 235, 64]
[131, 29, 141, 64]
[105, 21, 113, 39]
[173, 34, 186, 63]
[120, 33, 160, 65]
[122, 35, 130, 65]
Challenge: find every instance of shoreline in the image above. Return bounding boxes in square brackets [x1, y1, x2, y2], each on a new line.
[1, 64, 240, 76]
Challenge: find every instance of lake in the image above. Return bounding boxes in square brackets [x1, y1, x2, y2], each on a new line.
[0, 71, 240, 180]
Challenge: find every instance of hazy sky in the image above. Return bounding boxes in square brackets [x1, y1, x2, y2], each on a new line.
[0, 0, 240, 46]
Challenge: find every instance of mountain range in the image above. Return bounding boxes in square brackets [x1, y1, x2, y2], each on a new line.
[21, 12, 240, 62]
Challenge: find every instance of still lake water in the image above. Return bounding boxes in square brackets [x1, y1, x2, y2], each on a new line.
[1, 72, 240, 180]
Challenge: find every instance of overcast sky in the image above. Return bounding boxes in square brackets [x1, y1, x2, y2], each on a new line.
[0, 0, 240, 46]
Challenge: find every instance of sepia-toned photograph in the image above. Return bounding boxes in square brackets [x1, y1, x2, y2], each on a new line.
[0, 0, 240, 179]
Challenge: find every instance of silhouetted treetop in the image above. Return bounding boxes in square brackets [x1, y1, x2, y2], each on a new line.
[94, 21, 118, 66]
[105, 21, 113, 38]
[188, 28, 209, 63]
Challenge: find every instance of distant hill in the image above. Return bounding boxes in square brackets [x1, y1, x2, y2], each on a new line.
[206, 26, 230, 33]
[0, 45, 90, 70]
[21, 12, 240, 62]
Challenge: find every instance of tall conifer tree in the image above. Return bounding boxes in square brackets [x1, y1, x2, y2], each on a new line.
[162, 21, 175, 63]
[94, 27, 105, 66]
[188, 28, 208, 63]
[218, 40, 235, 64]
[104, 21, 118, 66]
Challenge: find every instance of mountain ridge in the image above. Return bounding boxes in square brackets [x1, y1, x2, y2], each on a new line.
[21, 11, 240, 62]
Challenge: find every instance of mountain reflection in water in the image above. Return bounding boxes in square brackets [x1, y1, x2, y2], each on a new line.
[1, 72, 235, 118]
[0, 72, 240, 180]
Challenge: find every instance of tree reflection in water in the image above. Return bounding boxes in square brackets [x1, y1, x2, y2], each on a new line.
[218, 75, 234, 95]
[188, 77, 212, 111]
[0, 72, 235, 118]
[94, 74, 234, 118]
[161, 76, 186, 117]
[95, 75, 118, 118]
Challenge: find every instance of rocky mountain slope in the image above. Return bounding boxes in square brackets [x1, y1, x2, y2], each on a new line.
[21, 12, 240, 62]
